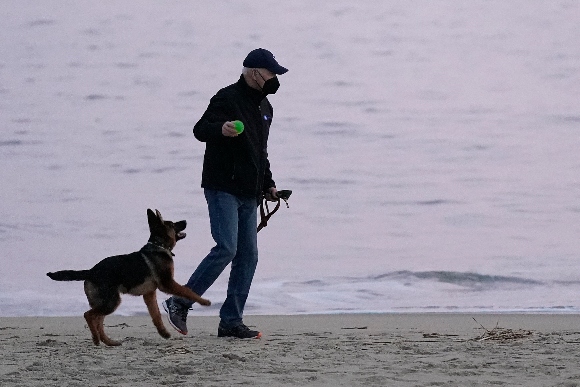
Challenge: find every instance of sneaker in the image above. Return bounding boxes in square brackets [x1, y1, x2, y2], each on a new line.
[218, 323, 262, 339]
[162, 298, 189, 335]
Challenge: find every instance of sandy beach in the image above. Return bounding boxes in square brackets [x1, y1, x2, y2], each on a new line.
[1, 313, 579, 386]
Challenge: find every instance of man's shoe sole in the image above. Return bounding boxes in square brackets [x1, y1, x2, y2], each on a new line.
[162, 300, 187, 335]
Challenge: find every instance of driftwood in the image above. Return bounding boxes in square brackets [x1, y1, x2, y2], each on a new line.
[471, 318, 533, 342]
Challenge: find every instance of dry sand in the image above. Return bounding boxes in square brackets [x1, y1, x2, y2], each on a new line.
[1, 313, 579, 386]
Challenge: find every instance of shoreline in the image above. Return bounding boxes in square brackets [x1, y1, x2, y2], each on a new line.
[2, 313, 579, 386]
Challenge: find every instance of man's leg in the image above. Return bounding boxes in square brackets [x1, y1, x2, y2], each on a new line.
[164, 189, 239, 334]
[218, 195, 259, 337]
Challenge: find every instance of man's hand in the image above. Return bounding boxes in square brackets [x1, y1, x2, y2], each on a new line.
[222, 121, 240, 137]
[264, 187, 278, 202]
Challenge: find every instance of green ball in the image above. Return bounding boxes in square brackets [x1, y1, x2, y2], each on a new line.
[233, 120, 244, 134]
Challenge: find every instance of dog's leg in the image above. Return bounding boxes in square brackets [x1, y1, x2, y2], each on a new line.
[84, 310, 101, 346]
[96, 314, 122, 346]
[160, 281, 211, 306]
[143, 291, 171, 339]
[84, 281, 121, 346]
[86, 286, 122, 346]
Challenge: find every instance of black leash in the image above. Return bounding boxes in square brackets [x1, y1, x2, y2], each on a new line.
[257, 189, 292, 232]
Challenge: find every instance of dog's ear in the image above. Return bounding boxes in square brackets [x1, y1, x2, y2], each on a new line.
[155, 209, 164, 222]
[147, 209, 162, 229]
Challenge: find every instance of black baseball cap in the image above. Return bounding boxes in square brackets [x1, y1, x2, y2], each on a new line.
[243, 48, 288, 75]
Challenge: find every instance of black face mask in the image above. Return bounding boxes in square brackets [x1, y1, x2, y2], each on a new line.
[256, 71, 280, 95]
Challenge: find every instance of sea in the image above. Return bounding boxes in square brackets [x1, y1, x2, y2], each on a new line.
[1, 1, 579, 317]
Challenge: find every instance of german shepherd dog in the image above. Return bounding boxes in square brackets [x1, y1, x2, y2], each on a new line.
[47, 209, 211, 346]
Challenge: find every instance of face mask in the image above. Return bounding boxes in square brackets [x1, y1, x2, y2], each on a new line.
[256, 71, 280, 95]
[262, 76, 280, 94]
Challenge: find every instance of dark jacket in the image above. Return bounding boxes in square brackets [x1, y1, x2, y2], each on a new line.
[193, 75, 276, 199]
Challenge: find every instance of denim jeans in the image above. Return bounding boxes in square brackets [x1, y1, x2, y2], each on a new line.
[178, 189, 258, 328]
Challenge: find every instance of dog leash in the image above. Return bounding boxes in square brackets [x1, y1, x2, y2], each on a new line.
[257, 189, 292, 232]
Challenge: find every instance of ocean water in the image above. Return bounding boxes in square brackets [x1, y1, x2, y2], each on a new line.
[1, 1, 579, 317]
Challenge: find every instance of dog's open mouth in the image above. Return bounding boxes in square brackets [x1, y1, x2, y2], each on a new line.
[174, 220, 187, 241]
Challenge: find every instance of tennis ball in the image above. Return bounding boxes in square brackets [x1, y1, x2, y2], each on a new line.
[233, 120, 244, 134]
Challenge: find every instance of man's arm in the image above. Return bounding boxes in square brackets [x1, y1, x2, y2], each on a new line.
[193, 95, 233, 142]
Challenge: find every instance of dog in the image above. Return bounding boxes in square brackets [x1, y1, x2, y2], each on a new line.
[47, 209, 211, 346]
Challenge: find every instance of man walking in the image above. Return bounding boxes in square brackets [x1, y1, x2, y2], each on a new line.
[163, 48, 288, 339]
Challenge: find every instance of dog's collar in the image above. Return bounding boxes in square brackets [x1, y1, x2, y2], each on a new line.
[145, 241, 175, 256]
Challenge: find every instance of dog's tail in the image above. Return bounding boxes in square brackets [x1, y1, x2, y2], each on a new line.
[47, 270, 91, 281]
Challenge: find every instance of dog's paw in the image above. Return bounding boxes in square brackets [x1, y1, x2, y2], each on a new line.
[199, 298, 211, 306]
[158, 329, 171, 339]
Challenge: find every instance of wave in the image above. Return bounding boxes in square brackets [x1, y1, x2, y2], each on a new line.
[286, 270, 547, 291]
[370, 270, 543, 289]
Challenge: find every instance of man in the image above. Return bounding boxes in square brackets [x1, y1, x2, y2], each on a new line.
[163, 48, 288, 339]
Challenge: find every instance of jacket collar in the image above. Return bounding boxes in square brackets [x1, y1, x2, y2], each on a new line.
[238, 75, 266, 104]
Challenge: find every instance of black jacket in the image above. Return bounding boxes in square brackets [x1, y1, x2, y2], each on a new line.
[193, 75, 276, 199]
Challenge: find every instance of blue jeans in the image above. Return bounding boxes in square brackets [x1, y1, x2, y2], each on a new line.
[179, 189, 258, 328]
